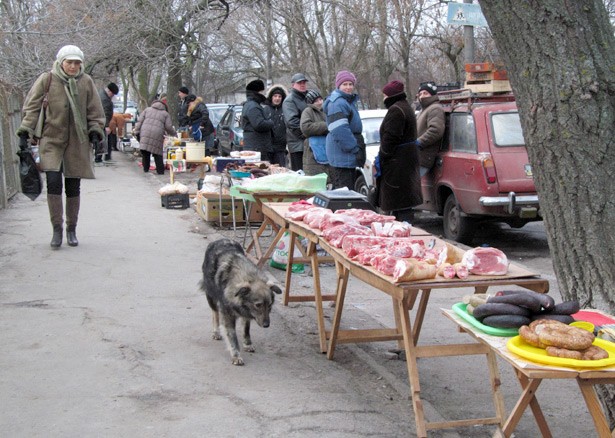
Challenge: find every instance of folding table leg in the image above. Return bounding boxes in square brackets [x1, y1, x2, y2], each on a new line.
[577, 379, 613, 438]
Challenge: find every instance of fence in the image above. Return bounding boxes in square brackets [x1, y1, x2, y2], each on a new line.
[0, 86, 23, 210]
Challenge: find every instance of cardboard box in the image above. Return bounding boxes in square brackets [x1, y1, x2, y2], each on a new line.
[246, 203, 264, 223]
[200, 193, 243, 222]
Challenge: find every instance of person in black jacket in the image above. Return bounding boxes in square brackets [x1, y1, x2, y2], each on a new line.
[377, 80, 422, 222]
[283, 73, 309, 170]
[242, 79, 273, 153]
[177, 86, 190, 128]
[265, 84, 288, 166]
[95, 82, 118, 164]
[185, 94, 209, 142]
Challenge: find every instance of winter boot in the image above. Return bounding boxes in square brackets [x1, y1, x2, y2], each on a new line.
[65, 196, 80, 247]
[47, 194, 63, 248]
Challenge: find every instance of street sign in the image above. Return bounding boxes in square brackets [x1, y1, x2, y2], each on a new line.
[447, 2, 488, 27]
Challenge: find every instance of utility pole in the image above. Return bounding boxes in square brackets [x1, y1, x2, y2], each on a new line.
[463, 0, 475, 64]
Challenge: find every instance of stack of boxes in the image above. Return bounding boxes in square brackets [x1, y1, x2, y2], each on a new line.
[464, 63, 511, 93]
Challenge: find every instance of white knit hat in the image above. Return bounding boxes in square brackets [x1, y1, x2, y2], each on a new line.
[56, 45, 84, 63]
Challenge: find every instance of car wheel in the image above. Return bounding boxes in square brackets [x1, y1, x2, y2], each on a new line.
[443, 194, 475, 244]
[354, 175, 369, 196]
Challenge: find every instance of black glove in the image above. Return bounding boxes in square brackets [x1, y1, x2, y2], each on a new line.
[18, 133, 29, 150]
[89, 131, 102, 143]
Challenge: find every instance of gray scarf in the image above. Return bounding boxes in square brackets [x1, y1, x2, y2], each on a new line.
[52, 60, 88, 143]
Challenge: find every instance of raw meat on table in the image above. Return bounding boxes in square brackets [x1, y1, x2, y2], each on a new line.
[321, 224, 373, 248]
[371, 221, 412, 237]
[461, 247, 509, 275]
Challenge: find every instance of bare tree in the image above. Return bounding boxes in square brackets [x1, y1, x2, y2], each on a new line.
[480, 0, 615, 425]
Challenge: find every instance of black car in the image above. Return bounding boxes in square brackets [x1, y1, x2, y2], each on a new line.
[215, 104, 244, 156]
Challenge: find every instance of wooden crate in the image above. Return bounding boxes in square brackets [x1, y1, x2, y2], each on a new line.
[464, 80, 512, 93]
[466, 70, 508, 82]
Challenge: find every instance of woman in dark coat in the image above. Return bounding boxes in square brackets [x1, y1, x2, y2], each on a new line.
[377, 80, 422, 222]
[242, 79, 273, 153]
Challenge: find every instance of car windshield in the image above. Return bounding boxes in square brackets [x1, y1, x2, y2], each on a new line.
[361, 117, 383, 145]
[492, 112, 525, 147]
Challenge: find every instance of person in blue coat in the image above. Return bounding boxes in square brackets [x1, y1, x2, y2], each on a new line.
[323, 70, 365, 189]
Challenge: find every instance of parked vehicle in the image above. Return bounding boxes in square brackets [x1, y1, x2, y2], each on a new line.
[353, 109, 387, 196]
[215, 104, 243, 156]
[355, 90, 541, 244]
[206, 103, 230, 128]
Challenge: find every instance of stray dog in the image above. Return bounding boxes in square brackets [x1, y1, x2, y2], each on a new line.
[200, 238, 282, 365]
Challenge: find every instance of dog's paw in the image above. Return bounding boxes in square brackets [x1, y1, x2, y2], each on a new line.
[243, 344, 255, 353]
[212, 332, 222, 341]
[231, 356, 245, 366]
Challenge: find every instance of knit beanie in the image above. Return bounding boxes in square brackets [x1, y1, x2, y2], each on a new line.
[246, 79, 265, 92]
[107, 82, 119, 95]
[335, 70, 356, 88]
[56, 45, 84, 63]
[305, 89, 322, 104]
[178, 86, 189, 94]
[418, 82, 438, 96]
[382, 80, 404, 97]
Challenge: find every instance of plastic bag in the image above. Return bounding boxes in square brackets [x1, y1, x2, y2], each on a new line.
[270, 231, 305, 273]
[17, 148, 42, 201]
[308, 136, 328, 164]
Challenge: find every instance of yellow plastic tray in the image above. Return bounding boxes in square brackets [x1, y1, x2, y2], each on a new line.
[452, 302, 518, 337]
[507, 336, 615, 369]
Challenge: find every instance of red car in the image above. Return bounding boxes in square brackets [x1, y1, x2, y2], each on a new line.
[419, 90, 540, 243]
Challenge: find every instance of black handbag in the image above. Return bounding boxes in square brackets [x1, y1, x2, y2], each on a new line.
[17, 147, 42, 201]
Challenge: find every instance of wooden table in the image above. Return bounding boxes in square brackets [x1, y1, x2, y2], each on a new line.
[168, 157, 213, 184]
[261, 203, 551, 437]
[263, 202, 434, 351]
[443, 309, 615, 437]
[233, 191, 315, 267]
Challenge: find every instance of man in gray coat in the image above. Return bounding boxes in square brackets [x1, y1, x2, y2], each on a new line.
[282, 73, 308, 171]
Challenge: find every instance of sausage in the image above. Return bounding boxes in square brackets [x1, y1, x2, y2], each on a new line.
[531, 314, 575, 324]
[546, 300, 580, 315]
[495, 290, 555, 310]
[487, 292, 542, 313]
[482, 314, 531, 328]
[472, 303, 531, 320]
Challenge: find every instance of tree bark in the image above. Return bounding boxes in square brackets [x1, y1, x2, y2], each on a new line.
[480, 0, 615, 426]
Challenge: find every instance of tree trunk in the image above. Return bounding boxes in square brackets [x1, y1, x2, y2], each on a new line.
[480, 0, 615, 426]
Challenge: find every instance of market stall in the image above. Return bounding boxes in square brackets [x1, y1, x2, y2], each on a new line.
[261, 201, 552, 437]
[443, 308, 615, 437]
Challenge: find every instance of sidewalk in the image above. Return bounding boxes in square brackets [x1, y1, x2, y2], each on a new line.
[0, 152, 592, 437]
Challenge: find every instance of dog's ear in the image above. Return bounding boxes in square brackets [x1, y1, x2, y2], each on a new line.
[236, 286, 251, 297]
[269, 284, 282, 295]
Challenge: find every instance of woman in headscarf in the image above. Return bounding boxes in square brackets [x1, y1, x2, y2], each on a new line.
[377, 80, 422, 222]
[17, 45, 105, 248]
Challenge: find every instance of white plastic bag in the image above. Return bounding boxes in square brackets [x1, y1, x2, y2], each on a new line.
[270, 231, 305, 273]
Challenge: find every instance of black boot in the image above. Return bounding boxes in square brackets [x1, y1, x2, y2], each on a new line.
[51, 225, 63, 248]
[65, 196, 80, 247]
[47, 194, 63, 249]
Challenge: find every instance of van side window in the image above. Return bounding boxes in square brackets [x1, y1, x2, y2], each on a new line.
[450, 113, 477, 153]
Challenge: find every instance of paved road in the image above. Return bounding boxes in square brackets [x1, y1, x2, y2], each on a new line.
[0, 151, 595, 437]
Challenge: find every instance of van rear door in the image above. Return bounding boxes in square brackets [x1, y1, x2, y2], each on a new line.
[486, 110, 536, 193]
